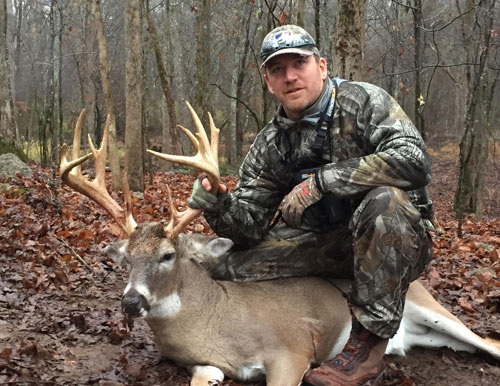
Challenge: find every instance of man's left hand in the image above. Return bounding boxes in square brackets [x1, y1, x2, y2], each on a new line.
[282, 176, 323, 227]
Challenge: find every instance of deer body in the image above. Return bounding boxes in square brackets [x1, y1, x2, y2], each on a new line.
[110, 226, 352, 385]
[149, 272, 350, 379]
[108, 225, 500, 386]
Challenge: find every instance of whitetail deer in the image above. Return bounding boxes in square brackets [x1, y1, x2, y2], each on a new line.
[60, 104, 500, 386]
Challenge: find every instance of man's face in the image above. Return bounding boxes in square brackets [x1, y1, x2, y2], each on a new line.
[264, 53, 327, 121]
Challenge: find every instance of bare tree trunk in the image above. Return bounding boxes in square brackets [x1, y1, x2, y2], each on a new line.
[4, 0, 17, 142]
[162, 0, 178, 156]
[314, 0, 321, 50]
[449, 0, 472, 138]
[227, 60, 238, 165]
[411, 0, 426, 140]
[144, 0, 181, 156]
[194, 0, 211, 129]
[28, 35, 38, 149]
[296, 0, 306, 27]
[73, 46, 85, 110]
[92, 0, 121, 191]
[12, 0, 21, 95]
[455, 0, 495, 233]
[57, 1, 63, 151]
[82, 1, 95, 145]
[11, 0, 22, 141]
[49, 0, 62, 165]
[41, 0, 55, 166]
[235, 9, 253, 162]
[259, 0, 277, 128]
[0, 0, 16, 144]
[331, 0, 365, 80]
[124, 0, 144, 192]
[387, 2, 401, 102]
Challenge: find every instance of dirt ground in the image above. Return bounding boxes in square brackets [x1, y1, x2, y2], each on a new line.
[0, 148, 499, 386]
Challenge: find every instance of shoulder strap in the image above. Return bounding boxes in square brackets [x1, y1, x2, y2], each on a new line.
[334, 77, 347, 87]
[311, 78, 345, 153]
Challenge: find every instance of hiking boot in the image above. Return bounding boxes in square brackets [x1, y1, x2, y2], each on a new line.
[302, 320, 388, 386]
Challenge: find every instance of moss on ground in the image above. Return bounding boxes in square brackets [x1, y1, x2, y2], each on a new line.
[0, 138, 29, 162]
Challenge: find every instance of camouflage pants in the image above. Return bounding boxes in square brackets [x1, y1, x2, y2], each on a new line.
[207, 187, 433, 339]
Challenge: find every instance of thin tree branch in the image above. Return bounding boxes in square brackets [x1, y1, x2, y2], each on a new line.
[379, 61, 498, 80]
[391, 0, 417, 11]
[210, 83, 261, 131]
[423, 1, 479, 33]
[391, 0, 479, 33]
[56, 237, 93, 272]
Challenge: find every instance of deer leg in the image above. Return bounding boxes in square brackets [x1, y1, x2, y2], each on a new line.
[265, 353, 310, 386]
[190, 365, 224, 386]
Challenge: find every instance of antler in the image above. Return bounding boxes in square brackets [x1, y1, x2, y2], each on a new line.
[60, 109, 137, 235]
[148, 102, 220, 238]
[163, 185, 197, 238]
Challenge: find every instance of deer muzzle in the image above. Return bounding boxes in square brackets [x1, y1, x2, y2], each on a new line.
[122, 288, 150, 317]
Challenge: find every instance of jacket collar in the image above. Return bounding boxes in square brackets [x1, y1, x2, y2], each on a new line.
[274, 78, 333, 128]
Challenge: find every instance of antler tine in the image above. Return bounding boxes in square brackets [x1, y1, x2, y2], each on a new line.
[165, 185, 177, 237]
[60, 108, 92, 178]
[88, 113, 111, 186]
[164, 185, 202, 238]
[71, 109, 86, 174]
[60, 109, 137, 236]
[185, 101, 210, 157]
[148, 102, 220, 238]
[122, 174, 138, 234]
[148, 101, 220, 192]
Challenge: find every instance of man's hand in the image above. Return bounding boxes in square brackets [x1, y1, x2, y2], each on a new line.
[282, 176, 323, 227]
[187, 176, 228, 211]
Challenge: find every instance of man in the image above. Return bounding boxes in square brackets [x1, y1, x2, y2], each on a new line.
[188, 25, 434, 385]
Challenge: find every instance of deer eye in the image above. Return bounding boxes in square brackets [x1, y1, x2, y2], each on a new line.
[161, 252, 175, 262]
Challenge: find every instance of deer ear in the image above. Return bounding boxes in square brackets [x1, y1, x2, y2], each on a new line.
[205, 237, 234, 257]
[105, 239, 130, 267]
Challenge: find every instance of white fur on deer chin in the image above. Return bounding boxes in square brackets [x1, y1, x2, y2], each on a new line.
[148, 292, 182, 318]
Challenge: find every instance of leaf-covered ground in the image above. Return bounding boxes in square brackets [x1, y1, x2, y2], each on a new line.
[0, 149, 499, 386]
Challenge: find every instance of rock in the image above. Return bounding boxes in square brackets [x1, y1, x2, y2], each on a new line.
[0, 153, 33, 179]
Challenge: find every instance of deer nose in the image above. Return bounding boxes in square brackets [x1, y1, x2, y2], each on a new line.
[122, 288, 150, 317]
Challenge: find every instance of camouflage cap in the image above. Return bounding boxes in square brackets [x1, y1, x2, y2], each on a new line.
[260, 25, 319, 68]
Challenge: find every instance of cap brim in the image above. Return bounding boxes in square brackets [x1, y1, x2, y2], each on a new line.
[261, 46, 318, 68]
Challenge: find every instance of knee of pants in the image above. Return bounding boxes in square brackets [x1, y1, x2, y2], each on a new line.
[349, 186, 432, 280]
[350, 186, 421, 234]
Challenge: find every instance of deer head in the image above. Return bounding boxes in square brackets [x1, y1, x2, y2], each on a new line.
[60, 103, 229, 319]
[106, 226, 233, 318]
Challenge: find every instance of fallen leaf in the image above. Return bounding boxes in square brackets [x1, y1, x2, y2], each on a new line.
[428, 267, 441, 289]
[458, 297, 475, 313]
[0, 347, 12, 360]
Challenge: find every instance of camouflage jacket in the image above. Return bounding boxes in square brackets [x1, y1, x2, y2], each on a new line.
[205, 78, 433, 248]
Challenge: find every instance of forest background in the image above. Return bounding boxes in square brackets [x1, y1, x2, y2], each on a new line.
[0, 0, 499, 223]
[1, 1, 500, 385]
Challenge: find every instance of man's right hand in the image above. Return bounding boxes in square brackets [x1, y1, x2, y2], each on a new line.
[187, 177, 227, 211]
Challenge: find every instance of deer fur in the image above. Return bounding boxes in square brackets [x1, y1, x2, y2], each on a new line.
[106, 222, 500, 386]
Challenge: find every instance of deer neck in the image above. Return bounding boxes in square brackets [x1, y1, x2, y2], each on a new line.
[145, 258, 226, 360]
[146, 258, 222, 323]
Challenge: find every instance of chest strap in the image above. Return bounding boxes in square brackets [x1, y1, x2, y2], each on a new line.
[311, 77, 346, 154]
